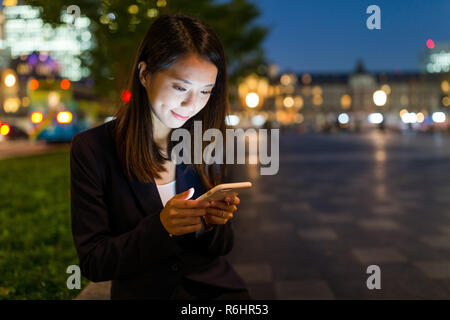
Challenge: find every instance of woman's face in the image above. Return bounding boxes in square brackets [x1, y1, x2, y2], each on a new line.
[139, 53, 218, 129]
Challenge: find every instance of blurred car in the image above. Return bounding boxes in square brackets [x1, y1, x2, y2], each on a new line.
[0, 123, 29, 141]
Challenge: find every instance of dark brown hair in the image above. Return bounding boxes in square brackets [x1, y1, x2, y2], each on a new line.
[112, 14, 229, 189]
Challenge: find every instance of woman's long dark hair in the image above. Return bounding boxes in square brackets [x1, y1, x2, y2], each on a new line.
[112, 14, 228, 189]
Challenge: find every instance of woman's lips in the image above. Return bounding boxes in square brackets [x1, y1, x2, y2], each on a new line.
[171, 110, 190, 121]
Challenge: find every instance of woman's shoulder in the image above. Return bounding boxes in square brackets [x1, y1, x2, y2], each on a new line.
[70, 120, 117, 186]
[72, 119, 116, 149]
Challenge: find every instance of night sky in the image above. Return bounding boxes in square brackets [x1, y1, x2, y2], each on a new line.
[252, 0, 450, 73]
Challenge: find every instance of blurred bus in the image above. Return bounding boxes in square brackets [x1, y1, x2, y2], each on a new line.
[28, 78, 90, 142]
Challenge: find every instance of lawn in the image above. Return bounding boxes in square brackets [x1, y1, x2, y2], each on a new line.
[0, 149, 89, 299]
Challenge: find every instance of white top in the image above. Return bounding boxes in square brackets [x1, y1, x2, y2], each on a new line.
[156, 180, 176, 206]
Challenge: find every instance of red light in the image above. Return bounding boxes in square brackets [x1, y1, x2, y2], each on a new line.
[426, 39, 435, 49]
[121, 90, 131, 103]
[29, 79, 39, 90]
[60, 79, 71, 90]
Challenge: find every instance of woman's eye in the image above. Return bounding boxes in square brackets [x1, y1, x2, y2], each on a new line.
[173, 85, 186, 91]
[173, 85, 210, 95]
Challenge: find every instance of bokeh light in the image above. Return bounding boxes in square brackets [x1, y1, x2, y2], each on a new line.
[373, 90, 387, 106]
[56, 111, 73, 124]
[31, 112, 43, 124]
[245, 92, 259, 108]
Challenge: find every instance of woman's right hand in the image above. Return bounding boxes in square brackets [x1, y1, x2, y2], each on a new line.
[159, 188, 211, 236]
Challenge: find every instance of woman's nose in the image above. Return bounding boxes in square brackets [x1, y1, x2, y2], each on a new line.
[181, 91, 197, 110]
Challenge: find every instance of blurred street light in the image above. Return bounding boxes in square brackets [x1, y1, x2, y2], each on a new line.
[381, 84, 391, 95]
[338, 113, 349, 124]
[246, 92, 259, 108]
[225, 115, 240, 126]
[294, 96, 304, 109]
[251, 114, 266, 127]
[3, 97, 20, 113]
[2, 69, 17, 88]
[2, 0, 17, 7]
[280, 74, 291, 86]
[128, 5, 139, 14]
[283, 96, 294, 108]
[312, 85, 322, 95]
[368, 113, 383, 124]
[312, 95, 323, 106]
[1, 69, 20, 114]
[301, 86, 312, 96]
[301, 73, 312, 85]
[442, 80, 449, 93]
[432, 112, 446, 123]
[238, 73, 268, 110]
[340, 94, 352, 109]
[443, 96, 450, 107]
[401, 112, 418, 124]
[373, 90, 387, 106]
[417, 112, 425, 123]
[280, 73, 297, 86]
[4, 74, 16, 87]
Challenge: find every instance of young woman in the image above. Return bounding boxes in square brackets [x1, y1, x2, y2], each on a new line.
[70, 14, 251, 300]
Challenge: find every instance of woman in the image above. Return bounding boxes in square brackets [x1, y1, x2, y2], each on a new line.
[70, 14, 251, 300]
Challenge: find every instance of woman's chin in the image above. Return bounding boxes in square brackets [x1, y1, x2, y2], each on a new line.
[165, 120, 186, 129]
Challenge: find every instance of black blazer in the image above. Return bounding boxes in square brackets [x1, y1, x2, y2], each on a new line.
[70, 119, 246, 299]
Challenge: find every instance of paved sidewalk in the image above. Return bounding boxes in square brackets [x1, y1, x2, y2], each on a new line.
[75, 131, 450, 299]
[0, 139, 70, 160]
[74, 281, 111, 300]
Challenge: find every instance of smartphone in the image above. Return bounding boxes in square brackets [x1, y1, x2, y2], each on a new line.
[194, 182, 252, 238]
[196, 182, 252, 202]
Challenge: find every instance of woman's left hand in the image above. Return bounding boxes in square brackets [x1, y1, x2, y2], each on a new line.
[204, 195, 240, 227]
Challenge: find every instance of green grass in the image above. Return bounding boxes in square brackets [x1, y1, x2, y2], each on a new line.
[0, 149, 89, 299]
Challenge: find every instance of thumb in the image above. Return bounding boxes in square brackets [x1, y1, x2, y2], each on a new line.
[173, 187, 195, 200]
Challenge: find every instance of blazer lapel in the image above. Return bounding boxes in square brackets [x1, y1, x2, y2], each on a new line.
[106, 119, 172, 218]
[176, 163, 207, 200]
[175, 163, 189, 195]
[127, 174, 164, 218]
[126, 163, 206, 218]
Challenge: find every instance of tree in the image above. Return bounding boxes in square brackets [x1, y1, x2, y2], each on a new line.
[25, 0, 269, 104]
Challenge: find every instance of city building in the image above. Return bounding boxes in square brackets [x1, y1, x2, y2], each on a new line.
[231, 61, 450, 132]
[421, 42, 450, 74]
[0, 4, 93, 81]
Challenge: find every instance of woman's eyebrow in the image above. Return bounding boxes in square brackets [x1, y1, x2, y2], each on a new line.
[174, 77, 214, 87]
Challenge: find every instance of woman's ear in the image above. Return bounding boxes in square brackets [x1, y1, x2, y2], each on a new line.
[138, 61, 149, 88]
